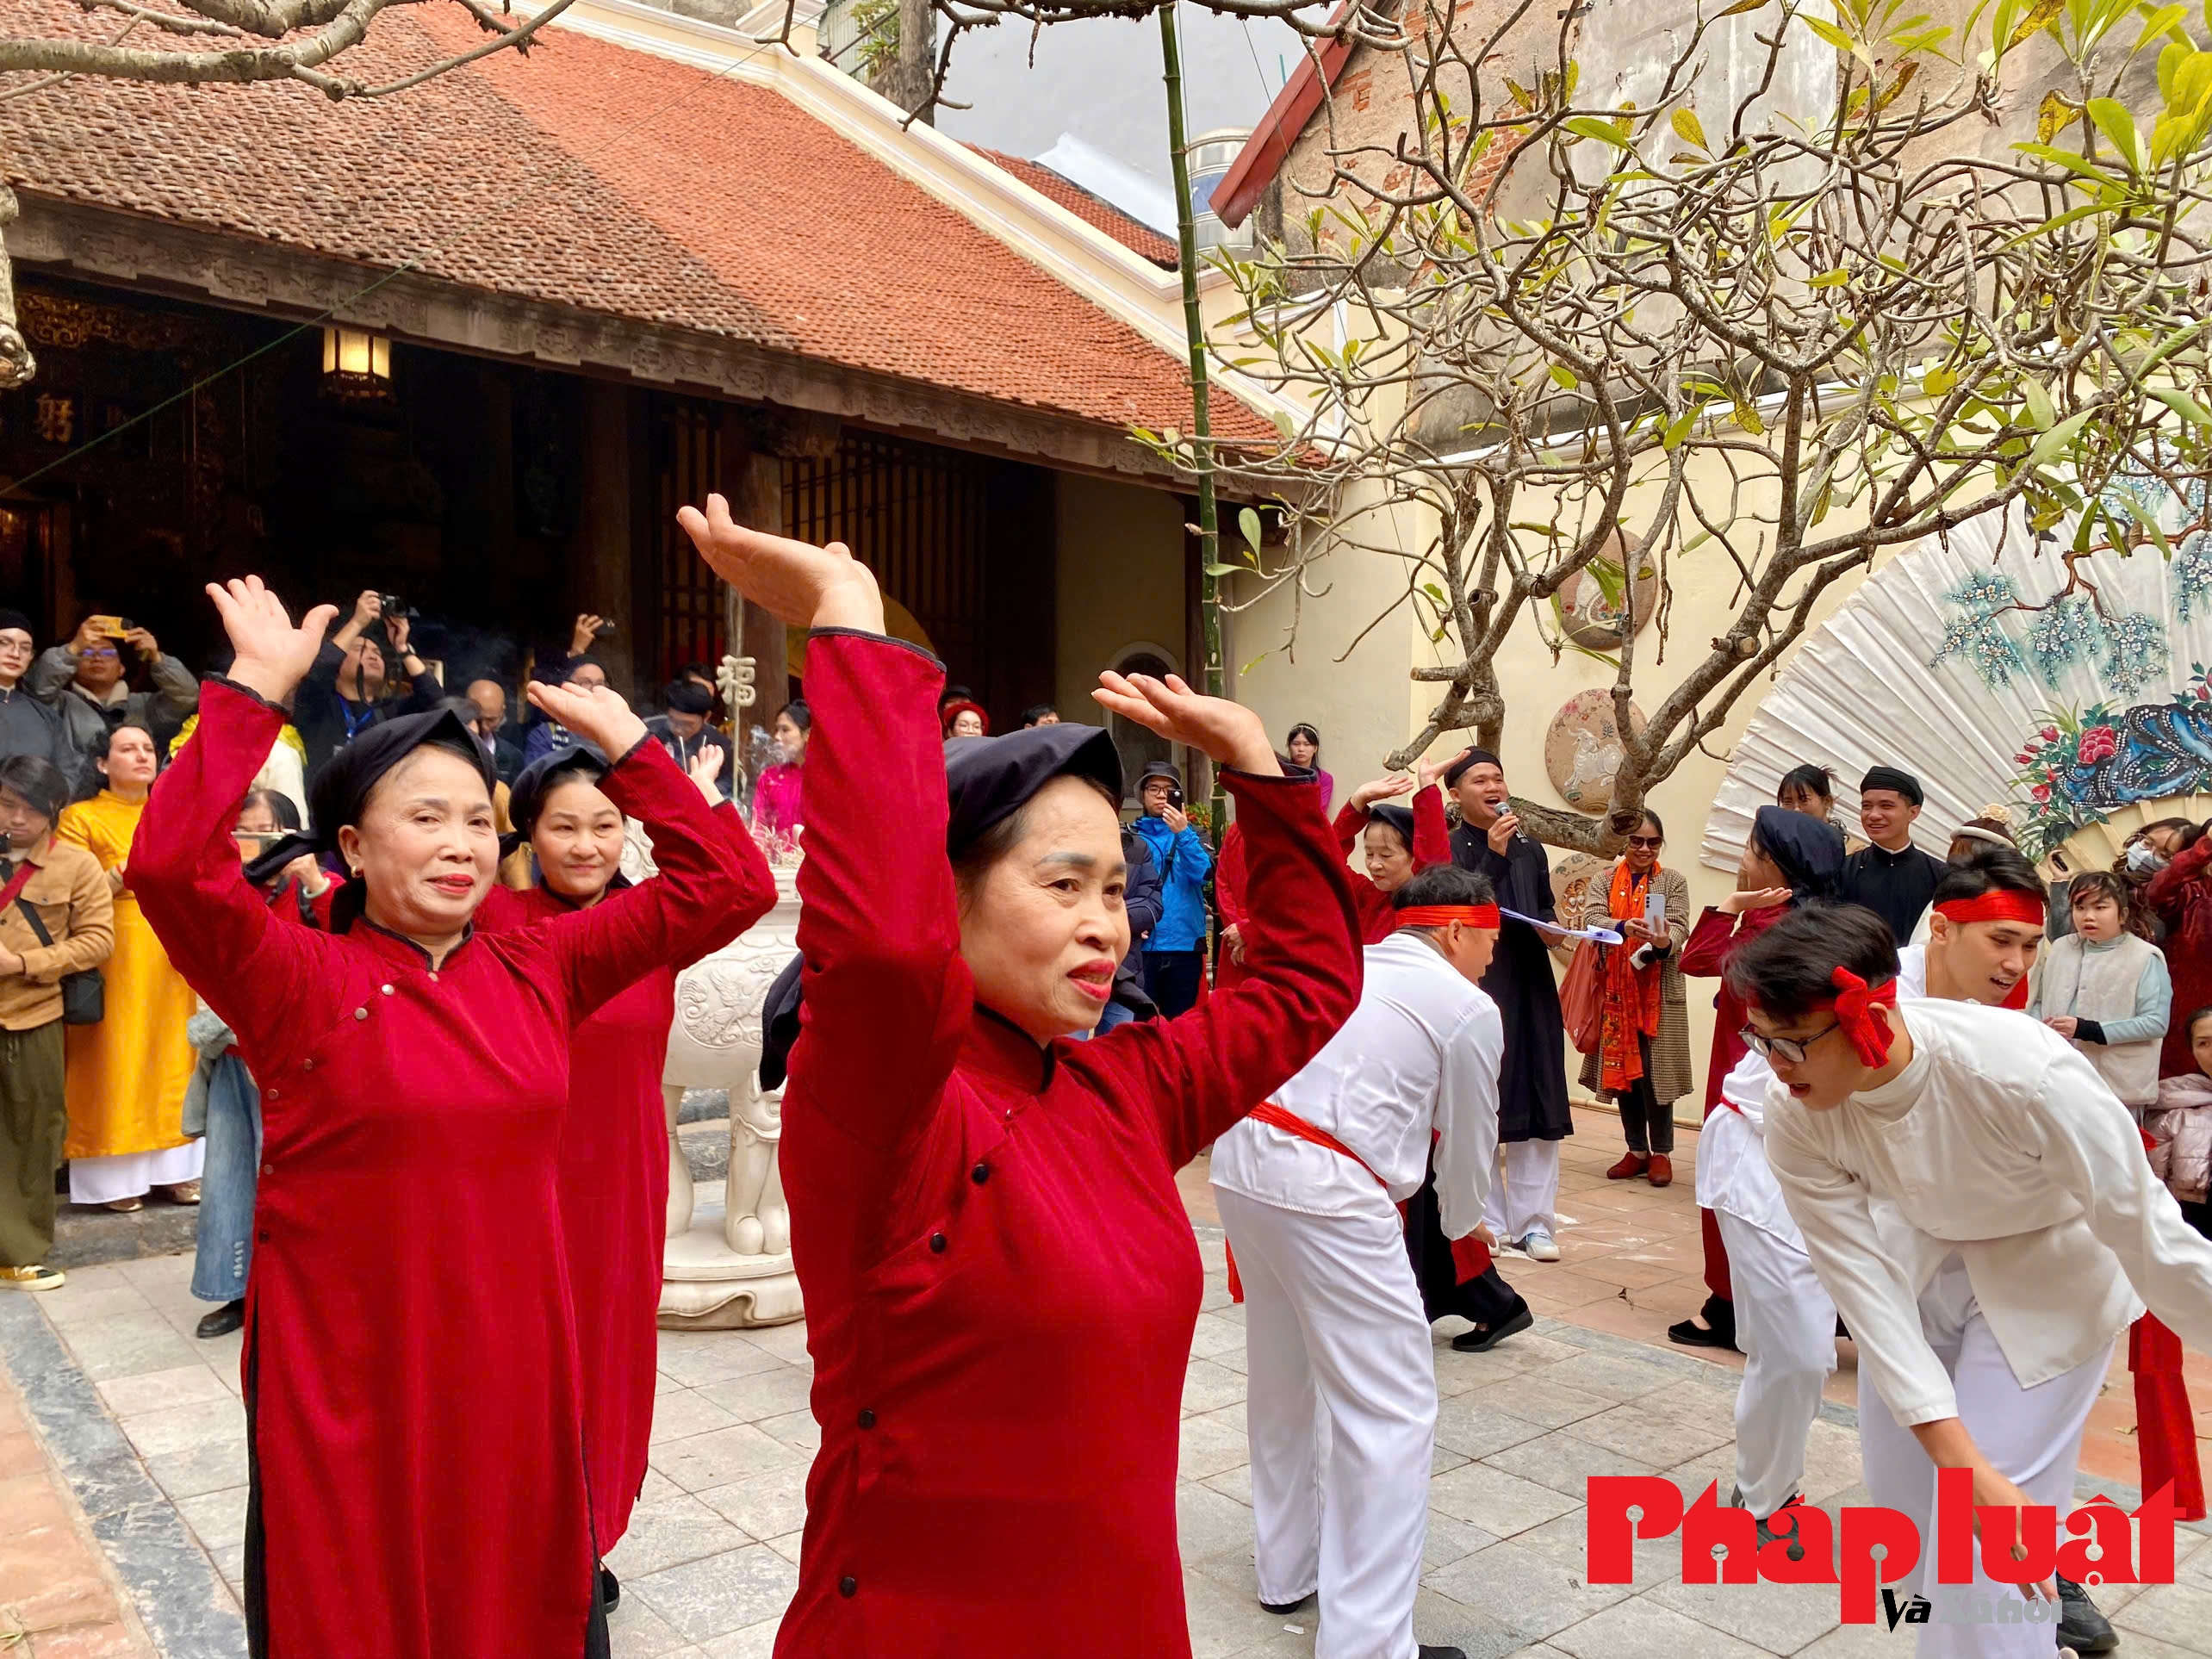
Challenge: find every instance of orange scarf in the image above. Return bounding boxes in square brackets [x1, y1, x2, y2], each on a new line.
[1599, 861, 1665, 1093]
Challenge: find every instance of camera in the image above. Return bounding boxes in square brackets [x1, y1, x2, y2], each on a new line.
[593, 619, 618, 638]
[379, 595, 419, 621]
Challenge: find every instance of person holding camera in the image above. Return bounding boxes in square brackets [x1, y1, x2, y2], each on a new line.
[0, 755, 115, 1292]
[59, 724, 205, 1212]
[29, 613, 200, 793]
[296, 591, 444, 776]
[1130, 758, 1211, 1018]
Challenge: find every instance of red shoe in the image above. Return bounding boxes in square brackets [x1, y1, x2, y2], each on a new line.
[1647, 1154, 1673, 1188]
[1606, 1153, 1650, 1180]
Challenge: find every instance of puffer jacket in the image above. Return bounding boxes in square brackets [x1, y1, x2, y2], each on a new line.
[2146, 1071, 2212, 1204]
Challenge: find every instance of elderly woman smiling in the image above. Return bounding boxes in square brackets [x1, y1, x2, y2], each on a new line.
[127, 577, 774, 1659]
[674, 499, 1363, 1658]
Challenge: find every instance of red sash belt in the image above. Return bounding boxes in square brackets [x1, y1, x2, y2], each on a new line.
[1223, 1103, 1493, 1299]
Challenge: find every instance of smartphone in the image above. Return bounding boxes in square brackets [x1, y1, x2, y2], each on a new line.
[88, 615, 132, 640]
[1166, 785, 1184, 812]
[1643, 888, 1666, 935]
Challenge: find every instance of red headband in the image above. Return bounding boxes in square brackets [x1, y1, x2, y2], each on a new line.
[1935, 890, 2046, 928]
[1816, 967, 1898, 1067]
[1397, 904, 1502, 929]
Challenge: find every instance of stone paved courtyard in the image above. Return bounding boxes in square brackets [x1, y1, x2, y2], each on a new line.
[6, 1110, 2212, 1656]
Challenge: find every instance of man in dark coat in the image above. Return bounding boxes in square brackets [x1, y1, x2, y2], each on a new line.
[1446, 746, 1570, 1261]
[1839, 764, 1946, 941]
[0, 611, 78, 780]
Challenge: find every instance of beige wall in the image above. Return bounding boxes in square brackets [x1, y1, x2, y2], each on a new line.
[1053, 472, 1190, 718]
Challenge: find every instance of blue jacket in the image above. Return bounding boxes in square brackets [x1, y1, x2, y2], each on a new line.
[1129, 814, 1211, 953]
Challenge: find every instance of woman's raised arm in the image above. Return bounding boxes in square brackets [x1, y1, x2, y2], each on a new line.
[132, 581, 342, 1059]
[676, 500, 969, 1155]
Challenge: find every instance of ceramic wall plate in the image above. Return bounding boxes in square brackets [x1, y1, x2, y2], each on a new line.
[1555, 531, 1658, 650]
[1545, 688, 1646, 812]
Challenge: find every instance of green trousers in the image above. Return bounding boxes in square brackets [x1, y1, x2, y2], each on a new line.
[0, 1021, 67, 1266]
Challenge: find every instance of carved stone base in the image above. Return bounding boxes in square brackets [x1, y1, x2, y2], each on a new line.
[658, 1185, 804, 1330]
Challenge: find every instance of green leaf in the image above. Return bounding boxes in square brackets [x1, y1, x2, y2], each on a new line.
[1563, 115, 1632, 149]
[2023, 409, 2095, 473]
[1671, 107, 1709, 151]
[1804, 14, 1855, 48]
[1807, 267, 1852, 286]
[1202, 562, 1246, 578]
[1239, 506, 1264, 551]
[2035, 88, 2077, 141]
[2122, 494, 2177, 558]
[1733, 401, 1766, 435]
[1661, 409, 1697, 450]
[1713, 0, 1769, 15]
[2022, 376, 2056, 430]
[2086, 96, 2142, 170]
[1270, 408, 1296, 440]
[1549, 363, 1581, 389]
[2149, 385, 2212, 426]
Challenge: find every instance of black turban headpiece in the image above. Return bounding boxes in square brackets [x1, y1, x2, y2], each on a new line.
[244, 705, 494, 929]
[1366, 803, 1415, 848]
[1859, 765, 1924, 806]
[505, 743, 612, 848]
[760, 720, 1124, 1090]
[944, 722, 1122, 858]
[1751, 804, 1845, 904]
[1442, 747, 1501, 789]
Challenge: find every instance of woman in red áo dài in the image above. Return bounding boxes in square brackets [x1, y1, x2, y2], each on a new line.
[674, 500, 1363, 1658]
[130, 578, 775, 1658]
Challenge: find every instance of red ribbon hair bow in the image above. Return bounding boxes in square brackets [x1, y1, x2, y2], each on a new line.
[1827, 966, 1898, 1067]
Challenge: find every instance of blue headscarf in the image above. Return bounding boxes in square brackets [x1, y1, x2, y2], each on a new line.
[1752, 804, 1844, 904]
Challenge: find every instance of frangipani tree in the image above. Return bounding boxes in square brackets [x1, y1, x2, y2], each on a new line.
[1207, 0, 2212, 851]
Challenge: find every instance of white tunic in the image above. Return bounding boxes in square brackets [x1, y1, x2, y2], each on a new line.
[1694, 1049, 1800, 1243]
[1764, 997, 2212, 1425]
[1212, 931, 1501, 1237]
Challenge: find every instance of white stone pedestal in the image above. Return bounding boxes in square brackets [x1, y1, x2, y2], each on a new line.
[657, 864, 805, 1329]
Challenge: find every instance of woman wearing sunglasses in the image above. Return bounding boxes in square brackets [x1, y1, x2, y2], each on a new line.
[1569, 811, 1690, 1187]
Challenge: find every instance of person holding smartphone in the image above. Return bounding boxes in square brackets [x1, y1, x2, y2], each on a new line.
[1131, 759, 1212, 1017]
[29, 613, 200, 792]
[1570, 809, 1692, 1186]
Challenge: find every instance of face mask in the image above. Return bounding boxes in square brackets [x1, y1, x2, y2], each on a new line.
[2126, 842, 2165, 874]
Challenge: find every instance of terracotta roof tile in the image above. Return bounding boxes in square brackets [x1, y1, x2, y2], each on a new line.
[966, 146, 1179, 268]
[0, 0, 1272, 444]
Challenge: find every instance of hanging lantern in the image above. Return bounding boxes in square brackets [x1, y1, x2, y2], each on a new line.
[320, 326, 392, 398]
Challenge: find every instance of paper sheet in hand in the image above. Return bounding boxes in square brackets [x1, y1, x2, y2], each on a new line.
[1502, 907, 1624, 946]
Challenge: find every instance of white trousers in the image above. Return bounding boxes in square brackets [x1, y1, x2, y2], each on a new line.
[1482, 1139, 1559, 1240]
[1858, 1256, 2110, 1659]
[1717, 1209, 1836, 1518]
[1216, 1187, 1435, 1659]
[69, 1140, 204, 1205]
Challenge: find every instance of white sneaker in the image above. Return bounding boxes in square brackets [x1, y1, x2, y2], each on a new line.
[1519, 1228, 1561, 1263]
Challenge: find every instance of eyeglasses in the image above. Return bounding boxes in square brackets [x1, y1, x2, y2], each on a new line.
[1626, 836, 1662, 848]
[79, 646, 119, 661]
[1738, 1021, 1842, 1066]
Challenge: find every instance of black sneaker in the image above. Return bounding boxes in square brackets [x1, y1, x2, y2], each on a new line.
[196, 1300, 244, 1339]
[2055, 1575, 2117, 1653]
[598, 1564, 620, 1613]
[1259, 1593, 1312, 1615]
[1419, 1648, 1468, 1658]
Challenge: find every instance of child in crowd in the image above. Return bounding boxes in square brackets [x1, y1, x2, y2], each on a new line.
[2027, 870, 2170, 1122]
[2147, 1005, 2212, 1240]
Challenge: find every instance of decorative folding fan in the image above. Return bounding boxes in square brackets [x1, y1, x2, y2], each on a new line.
[1700, 489, 2212, 878]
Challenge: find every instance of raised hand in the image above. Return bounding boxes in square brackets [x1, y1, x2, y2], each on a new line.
[569, 614, 606, 657]
[206, 578, 339, 705]
[349, 590, 382, 631]
[1485, 811, 1521, 856]
[689, 742, 728, 804]
[1723, 885, 1793, 915]
[1349, 773, 1415, 811]
[386, 613, 413, 656]
[1415, 755, 1451, 792]
[122, 626, 160, 659]
[675, 495, 883, 633]
[1091, 672, 1277, 774]
[527, 681, 648, 763]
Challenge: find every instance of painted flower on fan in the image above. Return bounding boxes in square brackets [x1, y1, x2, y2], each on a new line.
[2031, 783, 2053, 802]
[2078, 725, 2119, 764]
[2041, 726, 2059, 741]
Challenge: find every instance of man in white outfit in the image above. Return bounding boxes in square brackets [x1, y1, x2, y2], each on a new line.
[1698, 1045, 1836, 1555]
[1730, 904, 2212, 1659]
[1212, 865, 1506, 1659]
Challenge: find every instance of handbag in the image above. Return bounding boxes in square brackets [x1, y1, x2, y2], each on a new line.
[1560, 936, 1605, 1054]
[11, 894, 105, 1024]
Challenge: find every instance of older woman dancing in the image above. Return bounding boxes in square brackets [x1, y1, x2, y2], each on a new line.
[674, 500, 1363, 1658]
[129, 577, 775, 1658]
